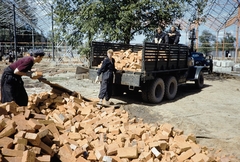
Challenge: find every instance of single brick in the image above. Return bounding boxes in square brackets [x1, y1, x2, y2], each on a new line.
[178, 149, 195, 161]
[28, 119, 42, 130]
[107, 143, 119, 156]
[1, 148, 23, 157]
[24, 133, 41, 146]
[117, 147, 138, 159]
[36, 155, 51, 162]
[0, 137, 13, 148]
[21, 150, 36, 162]
[151, 147, 161, 158]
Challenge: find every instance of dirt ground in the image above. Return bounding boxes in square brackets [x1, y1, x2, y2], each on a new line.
[1, 58, 240, 160]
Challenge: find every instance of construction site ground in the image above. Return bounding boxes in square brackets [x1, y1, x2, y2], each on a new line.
[1, 58, 240, 160]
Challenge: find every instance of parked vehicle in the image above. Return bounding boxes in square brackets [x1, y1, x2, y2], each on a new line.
[89, 41, 204, 103]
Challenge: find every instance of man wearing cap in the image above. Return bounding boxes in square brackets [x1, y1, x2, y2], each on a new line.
[1, 49, 45, 106]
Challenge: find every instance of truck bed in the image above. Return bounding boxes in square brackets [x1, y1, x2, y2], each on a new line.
[89, 41, 189, 87]
[143, 42, 189, 72]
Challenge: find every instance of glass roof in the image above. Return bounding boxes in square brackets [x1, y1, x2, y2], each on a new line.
[0, 0, 52, 36]
[175, 0, 239, 32]
[0, 0, 239, 36]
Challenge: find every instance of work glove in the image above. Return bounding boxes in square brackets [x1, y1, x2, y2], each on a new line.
[27, 71, 43, 79]
[26, 71, 33, 77]
[95, 76, 99, 83]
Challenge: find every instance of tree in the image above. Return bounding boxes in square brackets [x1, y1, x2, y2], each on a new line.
[53, 0, 195, 49]
[213, 32, 236, 54]
[198, 30, 216, 55]
[220, 32, 236, 51]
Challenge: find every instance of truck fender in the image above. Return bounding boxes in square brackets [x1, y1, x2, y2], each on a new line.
[194, 66, 204, 80]
[187, 66, 204, 80]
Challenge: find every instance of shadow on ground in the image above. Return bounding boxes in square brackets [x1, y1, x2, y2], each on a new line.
[112, 83, 212, 107]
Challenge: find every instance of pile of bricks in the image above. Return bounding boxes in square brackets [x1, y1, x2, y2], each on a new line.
[98, 49, 142, 72]
[0, 91, 233, 161]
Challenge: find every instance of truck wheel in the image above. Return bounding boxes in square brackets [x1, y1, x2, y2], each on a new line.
[165, 76, 178, 100]
[147, 78, 165, 103]
[195, 71, 204, 88]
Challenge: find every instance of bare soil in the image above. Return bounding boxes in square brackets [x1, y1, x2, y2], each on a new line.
[1, 58, 240, 160]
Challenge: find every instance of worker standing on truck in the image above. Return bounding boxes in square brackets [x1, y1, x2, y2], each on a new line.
[154, 27, 166, 44]
[165, 26, 181, 44]
[95, 49, 116, 105]
[1, 49, 45, 106]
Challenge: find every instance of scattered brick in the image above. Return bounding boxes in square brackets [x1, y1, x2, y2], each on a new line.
[0, 91, 235, 161]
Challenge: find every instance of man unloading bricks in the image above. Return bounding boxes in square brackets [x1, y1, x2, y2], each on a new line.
[95, 49, 117, 106]
[1, 49, 45, 106]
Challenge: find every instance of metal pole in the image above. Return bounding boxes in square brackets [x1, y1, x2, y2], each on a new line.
[13, 4, 17, 61]
[195, 23, 199, 51]
[185, 30, 188, 45]
[41, 31, 44, 49]
[216, 32, 219, 58]
[235, 21, 239, 63]
[32, 28, 35, 49]
[51, 5, 55, 61]
[235, 6, 240, 63]
[222, 27, 226, 59]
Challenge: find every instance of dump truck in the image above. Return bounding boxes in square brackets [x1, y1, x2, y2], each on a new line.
[89, 41, 204, 103]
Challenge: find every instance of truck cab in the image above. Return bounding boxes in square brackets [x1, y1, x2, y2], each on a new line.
[190, 52, 213, 73]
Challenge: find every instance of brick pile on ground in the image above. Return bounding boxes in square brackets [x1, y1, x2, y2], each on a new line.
[98, 49, 142, 72]
[0, 90, 234, 162]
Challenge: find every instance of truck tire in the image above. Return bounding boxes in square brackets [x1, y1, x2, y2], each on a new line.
[165, 76, 178, 100]
[147, 78, 165, 103]
[195, 71, 204, 88]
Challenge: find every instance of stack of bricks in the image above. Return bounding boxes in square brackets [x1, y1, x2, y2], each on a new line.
[0, 91, 234, 162]
[98, 49, 142, 72]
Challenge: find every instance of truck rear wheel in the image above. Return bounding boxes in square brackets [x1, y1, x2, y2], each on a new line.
[165, 76, 178, 100]
[195, 71, 204, 88]
[147, 78, 165, 103]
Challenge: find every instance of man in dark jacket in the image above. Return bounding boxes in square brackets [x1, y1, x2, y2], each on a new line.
[154, 27, 167, 44]
[165, 26, 181, 44]
[95, 49, 117, 105]
[1, 49, 45, 106]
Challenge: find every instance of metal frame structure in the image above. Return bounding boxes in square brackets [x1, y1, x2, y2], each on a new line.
[0, 0, 52, 34]
[0, 0, 52, 60]
[175, 0, 240, 62]
[0, 0, 240, 62]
